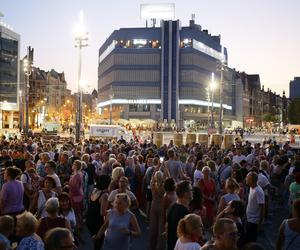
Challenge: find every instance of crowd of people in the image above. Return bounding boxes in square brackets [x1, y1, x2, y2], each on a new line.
[0, 133, 299, 250]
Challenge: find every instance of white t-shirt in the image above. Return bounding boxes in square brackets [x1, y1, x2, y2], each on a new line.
[193, 169, 204, 187]
[174, 239, 201, 250]
[108, 189, 137, 204]
[21, 171, 32, 191]
[232, 154, 246, 164]
[246, 185, 265, 224]
[48, 173, 62, 188]
[258, 173, 270, 196]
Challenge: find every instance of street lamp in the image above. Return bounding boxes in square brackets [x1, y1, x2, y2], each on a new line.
[210, 72, 217, 129]
[109, 85, 114, 125]
[19, 90, 23, 132]
[23, 48, 33, 138]
[218, 46, 225, 135]
[74, 11, 88, 142]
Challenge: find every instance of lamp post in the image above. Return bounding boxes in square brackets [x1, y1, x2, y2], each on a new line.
[218, 46, 225, 135]
[23, 47, 33, 138]
[19, 90, 23, 132]
[109, 85, 114, 125]
[74, 11, 88, 142]
[210, 72, 217, 129]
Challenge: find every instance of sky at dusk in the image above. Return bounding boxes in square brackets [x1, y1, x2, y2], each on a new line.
[1, 0, 299, 96]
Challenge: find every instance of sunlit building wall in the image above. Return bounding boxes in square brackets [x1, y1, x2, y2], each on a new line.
[97, 18, 236, 128]
[0, 21, 20, 129]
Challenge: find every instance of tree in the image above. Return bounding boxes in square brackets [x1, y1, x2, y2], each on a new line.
[262, 112, 278, 123]
[288, 98, 300, 124]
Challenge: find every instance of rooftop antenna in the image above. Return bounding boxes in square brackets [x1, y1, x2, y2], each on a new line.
[192, 13, 195, 21]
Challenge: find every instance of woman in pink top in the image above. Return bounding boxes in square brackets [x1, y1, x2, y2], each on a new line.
[69, 160, 84, 228]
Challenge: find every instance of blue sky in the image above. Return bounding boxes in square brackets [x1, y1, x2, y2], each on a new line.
[1, 0, 299, 96]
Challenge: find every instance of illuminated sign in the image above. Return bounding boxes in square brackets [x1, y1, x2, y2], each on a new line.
[140, 3, 175, 20]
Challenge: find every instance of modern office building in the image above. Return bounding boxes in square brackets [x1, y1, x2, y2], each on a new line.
[0, 19, 20, 129]
[290, 77, 300, 99]
[97, 18, 237, 129]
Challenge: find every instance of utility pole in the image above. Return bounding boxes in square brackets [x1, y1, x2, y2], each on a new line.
[23, 46, 33, 138]
[218, 47, 224, 135]
[74, 11, 88, 142]
[109, 85, 114, 125]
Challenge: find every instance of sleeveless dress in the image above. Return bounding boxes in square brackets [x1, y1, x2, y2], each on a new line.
[102, 209, 133, 250]
[284, 220, 300, 250]
[87, 190, 107, 250]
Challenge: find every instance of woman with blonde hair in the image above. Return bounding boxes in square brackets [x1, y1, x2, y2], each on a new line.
[15, 211, 44, 249]
[217, 178, 240, 215]
[175, 213, 203, 250]
[108, 166, 125, 192]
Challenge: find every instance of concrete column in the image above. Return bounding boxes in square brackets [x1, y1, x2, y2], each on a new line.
[9, 111, 14, 128]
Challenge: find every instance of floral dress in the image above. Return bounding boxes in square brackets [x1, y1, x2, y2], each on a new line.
[17, 235, 44, 250]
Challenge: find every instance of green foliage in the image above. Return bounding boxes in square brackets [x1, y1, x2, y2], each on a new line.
[288, 98, 300, 124]
[262, 112, 278, 123]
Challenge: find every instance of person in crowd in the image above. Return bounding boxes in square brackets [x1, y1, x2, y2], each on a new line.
[245, 171, 265, 243]
[108, 166, 125, 192]
[0, 215, 14, 250]
[107, 176, 138, 210]
[45, 161, 62, 194]
[217, 157, 232, 190]
[165, 149, 187, 182]
[144, 157, 155, 221]
[86, 174, 111, 250]
[93, 193, 141, 250]
[21, 160, 35, 210]
[167, 180, 193, 250]
[202, 218, 239, 250]
[216, 200, 245, 248]
[15, 211, 44, 250]
[163, 177, 177, 225]
[44, 227, 75, 250]
[189, 187, 207, 227]
[68, 160, 84, 228]
[276, 199, 300, 250]
[36, 153, 50, 178]
[199, 166, 217, 227]
[174, 213, 204, 250]
[30, 176, 57, 219]
[288, 172, 300, 211]
[149, 171, 165, 250]
[193, 160, 204, 188]
[58, 192, 76, 233]
[217, 178, 240, 214]
[37, 197, 71, 240]
[82, 154, 96, 201]
[0, 167, 24, 215]
[185, 155, 195, 181]
[56, 152, 72, 186]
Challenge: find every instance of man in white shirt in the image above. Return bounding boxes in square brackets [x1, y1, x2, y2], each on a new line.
[245, 171, 265, 243]
[232, 148, 247, 164]
[193, 160, 204, 187]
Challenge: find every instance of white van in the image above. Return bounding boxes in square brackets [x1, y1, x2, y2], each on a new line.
[89, 125, 131, 141]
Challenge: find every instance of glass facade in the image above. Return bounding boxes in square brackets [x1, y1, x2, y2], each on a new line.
[0, 28, 19, 103]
